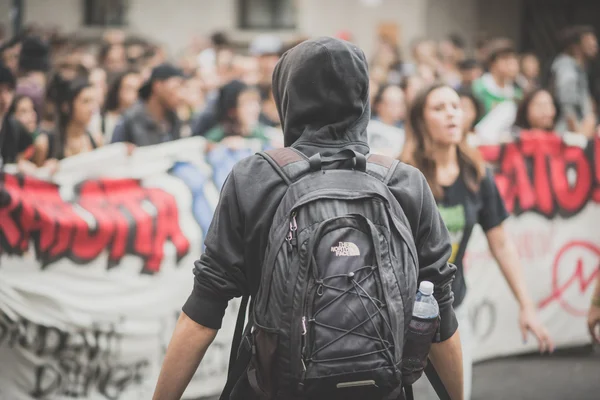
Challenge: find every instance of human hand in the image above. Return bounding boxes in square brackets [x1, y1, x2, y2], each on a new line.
[519, 306, 555, 353]
[43, 159, 60, 175]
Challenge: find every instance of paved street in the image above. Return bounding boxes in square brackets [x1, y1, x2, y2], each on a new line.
[471, 345, 600, 400]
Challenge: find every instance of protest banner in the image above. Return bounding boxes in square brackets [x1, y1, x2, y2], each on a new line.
[0, 137, 266, 400]
[466, 133, 600, 361]
[0, 134, 598, 398]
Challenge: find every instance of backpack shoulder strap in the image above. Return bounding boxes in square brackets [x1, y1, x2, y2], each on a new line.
[258, 147, 310, 185]
[367, 153, 399, 185]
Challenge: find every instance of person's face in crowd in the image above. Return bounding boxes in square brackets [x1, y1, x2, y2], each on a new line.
[58, 54, 82, 81]
[199, 65, 221, 93]
[493, 53, 519, 81]
[119, 73, 142, 111]
[376, 85, 405, 125]
[417, 64, 437, 84]
[374, 42, 397, 68]
[1, 43, 21, 75]
[413, 40, 438, 66]
[0, 83, 15, 118]
[235, 89, 261, 130]
[439, 40, 464, 64]
[460, 95, 477, 133]
[89, 68, 108, 109]
[104, 44, 127, 73]
[404, 75, 425, 106]
[520, 54, 540, 80]
[424, 86, 463, 146]
[461, 66, 483, 84]
[14, 96, 38, 133]
[79, 52, 97, 71]
[181, 77, 204, 111]
[238, 56, 261, 86]
[257, 54, 280, 84]
[155, 76, 183, 112]
[581, 33, 599, 60]
[127, 44, 146, 65]
[370, 66, 388, 85]
[527, 90, 556, 131]
[71, 87, 96, 126]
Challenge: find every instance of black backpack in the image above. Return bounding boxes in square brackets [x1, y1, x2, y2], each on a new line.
[222, 148, 443, 400]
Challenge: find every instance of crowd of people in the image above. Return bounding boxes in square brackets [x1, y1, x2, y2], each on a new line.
[1, 25, 599, 172]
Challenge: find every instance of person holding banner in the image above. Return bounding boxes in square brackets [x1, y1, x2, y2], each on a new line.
[589, 273, 600, 344]
[402, 82, 555, 400]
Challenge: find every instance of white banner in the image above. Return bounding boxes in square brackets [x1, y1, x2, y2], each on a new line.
[0, 134, 598, 399]
[466, 134, 600, 361]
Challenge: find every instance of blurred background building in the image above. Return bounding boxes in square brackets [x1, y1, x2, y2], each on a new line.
[0, 0, 588, 60]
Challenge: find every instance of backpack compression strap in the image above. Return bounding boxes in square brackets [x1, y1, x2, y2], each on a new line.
[366, 153, 399, 185]
[259, 148, 400, 186]
[259, 148, 310, 185]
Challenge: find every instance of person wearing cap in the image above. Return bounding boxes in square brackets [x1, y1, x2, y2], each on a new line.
[0, 63, 35, 169]
[111, 63, 184, 147]
[472, 38, 522, 116]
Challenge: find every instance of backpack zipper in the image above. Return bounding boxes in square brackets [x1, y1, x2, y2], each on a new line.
[286, 212, 298, 248]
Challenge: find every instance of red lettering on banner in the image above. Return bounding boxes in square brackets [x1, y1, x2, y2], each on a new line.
[0, 174, 190, 273]
[520, 135, 561, 215]
[538, 241, 600, 316]
[550, 146, 592, 213]
[481, 134, 599, 217]
[496, 143, 536, 212]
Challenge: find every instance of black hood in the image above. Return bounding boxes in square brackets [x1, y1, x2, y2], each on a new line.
[272, 37, 370, 155]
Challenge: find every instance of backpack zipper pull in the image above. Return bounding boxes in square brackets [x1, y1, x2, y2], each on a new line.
[288, 212, 298, 246]
[301, 316, 307, 372]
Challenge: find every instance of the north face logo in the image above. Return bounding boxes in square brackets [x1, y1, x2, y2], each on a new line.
[331, 242, 361, 257]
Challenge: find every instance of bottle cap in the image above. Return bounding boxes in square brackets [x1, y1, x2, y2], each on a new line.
[419, 281, 434, 296]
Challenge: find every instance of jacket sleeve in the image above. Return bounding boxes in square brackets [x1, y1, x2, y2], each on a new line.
[110, 119, 127, 143]
[554, 67, 579, 116]
[413, 173, 458, 342]
[182, 169, 247, 329]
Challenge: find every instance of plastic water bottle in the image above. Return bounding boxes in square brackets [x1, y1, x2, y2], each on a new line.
[413, 281, 439, 319]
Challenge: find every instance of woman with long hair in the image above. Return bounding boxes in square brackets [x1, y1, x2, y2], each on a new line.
[33, 78, 103, 167]
[8, 94, 39, 138]
[514, 88, 559, 133]
[103, 69, 142, 141]
[204, 79, 273, 146]
[402, 82, 554, 399]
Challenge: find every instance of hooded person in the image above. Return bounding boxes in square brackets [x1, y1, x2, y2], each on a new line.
[153, 37, 462, 400]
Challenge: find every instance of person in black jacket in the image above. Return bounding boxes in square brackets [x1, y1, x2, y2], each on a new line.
[153, 37, 464, 400]
[111, 63, 184, 146]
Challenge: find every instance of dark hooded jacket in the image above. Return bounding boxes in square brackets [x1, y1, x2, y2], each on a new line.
[183, 37, 457, 395]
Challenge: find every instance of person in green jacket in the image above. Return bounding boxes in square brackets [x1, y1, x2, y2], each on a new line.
[472, 39, 523, 115]
[204, 79, 272, 144]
